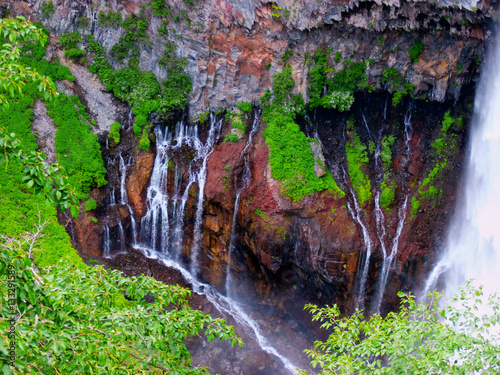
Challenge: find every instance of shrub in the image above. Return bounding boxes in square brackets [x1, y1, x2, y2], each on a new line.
[59, 31, 82, 49]
[40, 0, 55, 19]
[140, 133, 151, 150]
[133, 123, 142, 137]
[64, 48, 85, 61]
[237, 101, 252, 112]
[409, 41, 424, 63]
[98, 11, 123, 28]
[85, 198, 97, 211]
[108, 121, 121, 144]
[224, 133, 238, 143]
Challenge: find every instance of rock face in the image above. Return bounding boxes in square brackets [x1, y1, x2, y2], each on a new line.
[15, 0, 491, 119]
[6, 0, 486, 326]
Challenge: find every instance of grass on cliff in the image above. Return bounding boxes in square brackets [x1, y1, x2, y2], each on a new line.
[261, 66, 344, 201]
[411, 112, 462, 217]
[345, 121, 372, 206]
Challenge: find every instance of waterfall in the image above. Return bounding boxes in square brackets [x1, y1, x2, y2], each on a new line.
[190, 113, 223, 276]
[134, 248, 299, 373]
[423, 42, 500, 302]
[226, 110, 260, 296]
[130, 113, 298, 372]
[103, 225, 111, 258]
[373, 196, 408, 312]
[139, 121, 199, 255]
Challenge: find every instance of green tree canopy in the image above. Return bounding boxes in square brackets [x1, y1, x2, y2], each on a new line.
[302, 282, 500, 374]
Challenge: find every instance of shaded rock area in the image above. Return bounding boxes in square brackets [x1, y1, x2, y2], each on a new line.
[32, 100, 57, 164]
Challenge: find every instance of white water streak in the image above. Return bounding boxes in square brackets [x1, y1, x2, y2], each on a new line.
[133, 246, 299, 374]
[226, 111, 260, 296]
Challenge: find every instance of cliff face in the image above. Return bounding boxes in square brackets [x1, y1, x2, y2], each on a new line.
[3, 0, 492, 313]
[17, 0, 491, 117]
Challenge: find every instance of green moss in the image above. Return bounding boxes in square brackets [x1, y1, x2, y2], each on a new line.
[380, 180, 397, 209]
[108, 121, 121, 144]
[237, 102, 252, 112]
[261, 67, 344, 201]
[345, 129, 372, 206]
[139, 132, 151, 151]
[85, 198, 98, 212]
[411, 112, 462, 218]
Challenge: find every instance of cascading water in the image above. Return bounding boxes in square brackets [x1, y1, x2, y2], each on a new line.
[423, 40, 500, 303]
[118, 152, 137, 244]
[139, 121, 199, 255]
[190, 113, 223, 276]
[225, 110, 260, 297]
[371, 107, 413, 313]
[131, 113, 299, 373]
[102, 225, 111, 258]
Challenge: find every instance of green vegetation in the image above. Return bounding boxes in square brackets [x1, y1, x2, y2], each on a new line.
[110, 15, 151, 63]
[379, 135, 397, 209]
[345, 124, 372, 206]
[0, 228, 242, 374]
[255, 208, 266, 219]
[108, 121, 121, 144]
[281, 49, 293, 63]
[98, 11, 123, 28]
[87, 35, 191, 151]
[59, 31, 81, 49]
[237, 101, 253, 112]
[409, 41, 424, 63]
[411, 112, 462, 217]
[64, 48, 85, 61]
[303, 282, 500, 374]
[151, 0, 174, 17]
[307, 48, 330, 109]
[380, 68, 414, 106]
[307, 48, 371, 111]
[224, 133, 238, 143]
[261, 67, 344, 201]
[1, 19, 101, 213]
[85, 198, 98, 211]
[40, 0, 55, 19]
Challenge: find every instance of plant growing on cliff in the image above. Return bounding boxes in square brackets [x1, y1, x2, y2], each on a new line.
[261, 67, 344, 201]
[108, 121, 121, 144]
[302, 282, 500, 374]
[98, 11, 123, 28]
[411, 112, 462, 217]
[40, 1, 55, 19]
[345, 123, 372, 206]
[409, 41, 424, 63]
[0, 227, 243, 374]
[307, 53, 370, 112]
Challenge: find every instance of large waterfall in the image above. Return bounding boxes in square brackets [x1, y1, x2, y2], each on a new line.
[424, 40, 500, 303]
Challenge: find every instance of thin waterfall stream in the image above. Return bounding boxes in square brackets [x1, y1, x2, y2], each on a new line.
[226, 110, 260, 297]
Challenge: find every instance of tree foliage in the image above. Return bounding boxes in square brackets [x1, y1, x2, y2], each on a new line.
[302, 283, 500, 374]
[0, 227, 243, 374]
[0, 16, 57, 105]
